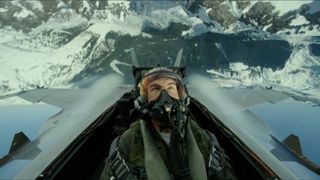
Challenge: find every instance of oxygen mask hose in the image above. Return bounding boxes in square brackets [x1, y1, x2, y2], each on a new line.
[168, 109, 190, 180]
[149, 90, 191, 179]
[168, 125, 191, 180]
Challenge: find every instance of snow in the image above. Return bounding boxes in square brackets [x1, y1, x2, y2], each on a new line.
[82, 1, 91, 11]
[57, 1, 67, 9]
[0, 8, 8, 13]
[89, 16, 143, 37]
[0, 24, 96, 96]
[28, 1, 44, 11]
[0, 2, 154, 96]
[182, 23, 209, 36]
[1, 1, 319, 104]
[239, 1, 258, 15]
[263, 24, 272, 31]
[290, 14, 309, 26]
[148, 6, 191, 29]
[10, 1, 42, 19]
[0, 2, 144, 96]
[227, 0, 241, 18]
[33, 14, 87, 32]
[277, 25, 320, 38]
[270, 1, 312, 16]
[13, 5, 34, 20]
[225, 21, 254, 33]
[197, 6, 212, 24]
[0, 27, 26, 43]
[0, 3, 198, 97]
[109, 59, 132, 76]
[207, 42, 320, 103]
[89, 5, 210, 38]
[145, 5, 212, 37]
[108, 0, 130, 7]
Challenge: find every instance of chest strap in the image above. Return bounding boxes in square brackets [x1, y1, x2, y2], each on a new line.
[108, 150, 130, 180]
[206, 131, 225, 176]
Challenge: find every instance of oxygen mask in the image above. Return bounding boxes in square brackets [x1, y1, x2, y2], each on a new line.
[148, 89, 179, 124]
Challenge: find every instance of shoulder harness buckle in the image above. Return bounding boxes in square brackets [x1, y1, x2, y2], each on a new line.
[206, 131, 226, 175]
[109, 149, 130, 180]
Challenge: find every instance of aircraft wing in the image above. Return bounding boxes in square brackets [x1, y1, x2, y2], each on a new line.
[0, 74, 130, 180]
[187, 74, 320, 179]
[12, 88, 90, 109]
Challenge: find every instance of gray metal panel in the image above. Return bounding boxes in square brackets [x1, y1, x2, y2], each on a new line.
[187, 74, 298, 179]
[13, 74, 129, 180]
[224, 88, 288, 106]
[186, 74, 288, 116]
[17, 89, 90, 109]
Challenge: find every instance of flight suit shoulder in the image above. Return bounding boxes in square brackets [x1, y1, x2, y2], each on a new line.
[118, 120, 145, 167]
[189, 119, 211, 162]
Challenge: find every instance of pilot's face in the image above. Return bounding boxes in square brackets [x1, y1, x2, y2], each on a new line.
[147, 78, 179, 103]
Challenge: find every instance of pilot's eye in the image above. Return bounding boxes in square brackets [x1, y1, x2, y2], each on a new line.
[151, 87, 160, 91]
[167, 86, 176, 91]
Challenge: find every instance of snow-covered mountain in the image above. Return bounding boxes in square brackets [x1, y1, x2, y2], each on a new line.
[0, 1, 132, 93]
[1, 0, 319, 35]
[200, 0, 320, 36]
[0, 0, 319, 105]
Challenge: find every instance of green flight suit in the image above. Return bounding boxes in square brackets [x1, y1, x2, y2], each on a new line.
[100, 119, 237, 180]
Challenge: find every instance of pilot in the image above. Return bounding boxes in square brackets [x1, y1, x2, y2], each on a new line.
[100, 67, 237, 180]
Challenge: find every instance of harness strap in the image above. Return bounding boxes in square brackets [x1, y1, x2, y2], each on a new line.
[140, 120, 172, 180]
[108, 149, 131, 180]
[186, 121, 208, 180]
[205, 130, 225, 176]
[107, 137, 139, 180]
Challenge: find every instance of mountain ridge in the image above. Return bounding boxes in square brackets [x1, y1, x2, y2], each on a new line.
[1, 0, 319, 35]
[0, 0, 319, 105]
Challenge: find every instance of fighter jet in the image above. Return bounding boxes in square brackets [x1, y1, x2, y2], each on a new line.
[0, 49, 319, 180]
